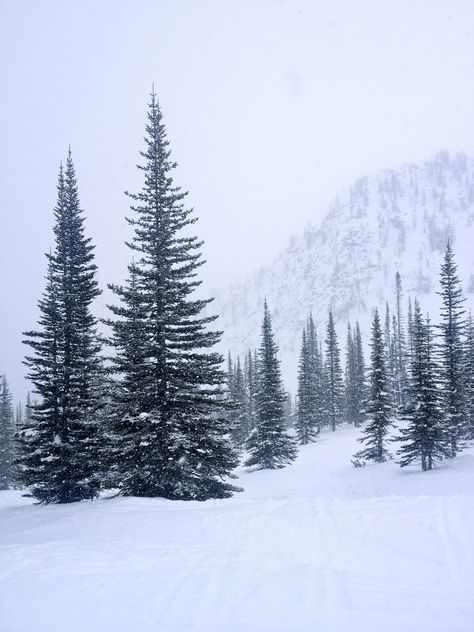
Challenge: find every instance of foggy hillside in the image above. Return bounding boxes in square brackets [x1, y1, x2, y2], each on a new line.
[215, 151, 474, 385]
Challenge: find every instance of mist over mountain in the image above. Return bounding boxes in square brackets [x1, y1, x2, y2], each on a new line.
[214, 151, 474, 388]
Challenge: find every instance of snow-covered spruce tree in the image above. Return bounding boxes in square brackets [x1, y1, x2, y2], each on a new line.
[245, 301, 297, 469]
[307, 313, 323, 433]
[464, 313, 474, 440]
[353, 309, 391, 464]
[383, 303, 395, 410]
[396, 304, 450, 470]
[436, 242, 466, 457]
[407, 297, 414, 372]
[0, 375, 15, 489]
[19, 154, 103, 503]
[345, 323, 358, 425]
[325, 310, 344, 431]
[107, 90, 239, 499]
[393, 272, 408, 408]
[296, 327, 316, 443]
[353, 322, 367, 427]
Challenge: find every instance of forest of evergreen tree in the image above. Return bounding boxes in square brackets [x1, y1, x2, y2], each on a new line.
[1, 91, 473, 502]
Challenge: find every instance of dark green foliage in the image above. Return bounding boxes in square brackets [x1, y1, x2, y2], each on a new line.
[296, 323, 319, 444]
[383, 303, 395, 411]
[353, 309, 392, 464]
[393, 272, 408, 408]
[19, 153, 103, 503]
[436, 242, 466, 456]
[353, 322, 367, 427]
[0, 375, 15, 489]
[464, 313, 474, 440]
[396, 304, 451, 470]
[325, 311, 344, 431]
[345, 323, 358, 425]
[245, 301, 297, 469]
[345, 322, 366, 427]
[107, 90, 239, 499]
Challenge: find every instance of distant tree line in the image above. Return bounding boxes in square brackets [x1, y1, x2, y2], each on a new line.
[227, 245, 474, 473]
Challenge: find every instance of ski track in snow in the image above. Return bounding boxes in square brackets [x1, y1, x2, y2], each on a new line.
[1, 425, 474, 632]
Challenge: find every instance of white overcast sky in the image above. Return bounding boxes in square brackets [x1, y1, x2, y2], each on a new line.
[1, 0, 474, 400]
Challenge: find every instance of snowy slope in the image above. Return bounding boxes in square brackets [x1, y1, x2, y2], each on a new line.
[2, 425, 474, 632]
[213, 151, 474, 387]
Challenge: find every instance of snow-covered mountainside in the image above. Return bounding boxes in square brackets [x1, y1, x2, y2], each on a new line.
[214, 151, 474, 384]
[2, 425, 474, 632]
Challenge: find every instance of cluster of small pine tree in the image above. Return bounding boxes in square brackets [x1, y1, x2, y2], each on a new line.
[225, 243, 473, 475]
[354, 244, 473, 470]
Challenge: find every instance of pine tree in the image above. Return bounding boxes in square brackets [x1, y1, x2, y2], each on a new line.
[437, 242, 466, 456]
[325, 310, 344, 431]
[396, 304, 451, 470]
[353, 309, 391, 464]
[0, 375, 15, 489]
[345, 323, 358, 425]
[464, 313, 474, 440]
[245, 301, 297, 468]
[384, 302, 395, 409]
[393, 272, 408, 408]
[296, 326, 318, 443]
[19, 152, 103, 503]
[353, 322, 367, 427]
[407, 297, 414, 372]
[107, 90, 239, 499]
[307, 314, 323, 433]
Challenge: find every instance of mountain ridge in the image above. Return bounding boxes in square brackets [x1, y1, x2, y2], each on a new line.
[212, 151, 474, 389]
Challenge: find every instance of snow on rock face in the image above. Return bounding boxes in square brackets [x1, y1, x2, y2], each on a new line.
[1, 425, 474, 632]
[213, 151, 474, 388]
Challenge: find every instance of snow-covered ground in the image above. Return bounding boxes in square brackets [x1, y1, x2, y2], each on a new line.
[1, 425, 474, 632]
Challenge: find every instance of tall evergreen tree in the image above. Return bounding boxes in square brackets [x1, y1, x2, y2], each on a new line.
[245, 301, 297, 468]
[107, 90, 238, 499]
[464, 313, 474, 440]
[325, 311, 344, 431]
[296, 326, 318, 443]
[345, 323, 358, 425]
[437, 242, 466, 456]
[353, 309, 391, 464]
[393, 272, 408, 407]
[352, 322, 367, 427]
[383, 302, 395, 409]
[0, 375, 15, 489]
[407, 296, 414, 373]
[307, 314, 323, 433]
[396, 304, 450, 470]
[19, 153, 103, 503]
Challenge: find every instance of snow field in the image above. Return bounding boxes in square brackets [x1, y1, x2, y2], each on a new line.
[1, 424, 474, 632]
